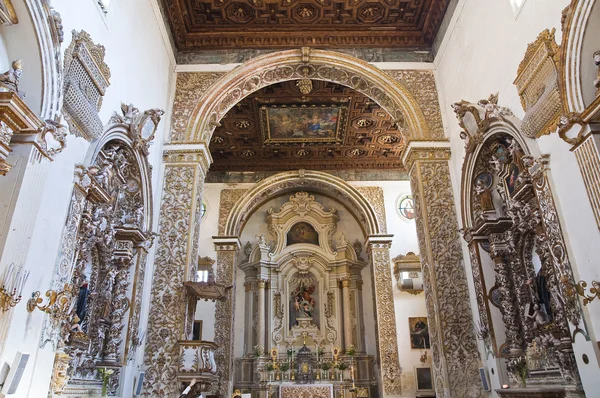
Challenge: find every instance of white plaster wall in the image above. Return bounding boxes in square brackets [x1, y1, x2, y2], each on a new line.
[434, 0, 600, 394]
[0, 0, 174, 397]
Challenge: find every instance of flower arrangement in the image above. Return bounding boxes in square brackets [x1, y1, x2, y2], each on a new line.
[98, 367, 114, 396]
[507, 356, 528, 387]
[320, 361, 332, 371]
[254, 345, 264, 357]
[264, 361, 275, 372]
[346, 344, 356, 356]
[335, 362, 348, 371]
[280, 362, 290, 372]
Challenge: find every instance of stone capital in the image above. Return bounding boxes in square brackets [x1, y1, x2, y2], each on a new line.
[402, 140, 451, 171]
[213, 236, 241, 252]
[163, 142, 212, 174]
[365, 234, 394, 250]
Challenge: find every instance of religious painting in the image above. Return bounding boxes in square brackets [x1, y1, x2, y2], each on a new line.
[492, 142, 509, 165]
[286, 222, 319, 246]
[409, 317, 430, 349]
[260, 105, 348, 144]
[289, 280, 320, 329]
[415, 367, 434, 392]
[397, 194, 415, 220]
[475, 173, 493, 189]
[505, 162, 520, 196]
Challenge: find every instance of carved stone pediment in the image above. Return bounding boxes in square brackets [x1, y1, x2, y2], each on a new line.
[266, 192, 339, 255]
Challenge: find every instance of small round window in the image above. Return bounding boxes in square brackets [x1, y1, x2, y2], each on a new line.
[397, 194, 415, 221]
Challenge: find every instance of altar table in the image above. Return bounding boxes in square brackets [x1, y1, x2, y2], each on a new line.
[279, 383, 333, 398]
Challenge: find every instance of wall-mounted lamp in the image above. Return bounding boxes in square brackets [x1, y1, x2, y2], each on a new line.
[26, 283, 75, 318]
[0, 264, 29, 312]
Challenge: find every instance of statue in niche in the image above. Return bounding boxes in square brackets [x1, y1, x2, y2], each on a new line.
[286, 222, 319, 246]
[507, 138, 526, 171]
[76, 274, 89, 327]
[289, 281, 319, 329]
[475, 179, 495, 212]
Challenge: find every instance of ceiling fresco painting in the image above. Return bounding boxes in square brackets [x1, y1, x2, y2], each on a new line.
[209, 80, 405, 171]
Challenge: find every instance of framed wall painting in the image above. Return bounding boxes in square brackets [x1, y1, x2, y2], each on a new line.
[415, 366, 434, 393]
[409, 317, 431, 349]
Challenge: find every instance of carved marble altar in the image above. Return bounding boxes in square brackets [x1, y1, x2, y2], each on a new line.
[233, 192, 376, 396]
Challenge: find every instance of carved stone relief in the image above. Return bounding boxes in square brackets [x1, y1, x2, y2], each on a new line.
[62, 30, 111, 141]
[218, 189, 248, 235]
[408, 151, 484, 398]
[355, 186, 387, 234]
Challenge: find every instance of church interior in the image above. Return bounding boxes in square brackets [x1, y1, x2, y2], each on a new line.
[0, 0, 599, 397]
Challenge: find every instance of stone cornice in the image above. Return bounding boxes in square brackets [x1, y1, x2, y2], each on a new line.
[402, 140, 451, 171]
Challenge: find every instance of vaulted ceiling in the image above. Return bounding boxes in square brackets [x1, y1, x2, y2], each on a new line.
[209, 80, 405, 171]
[161, 0, 452, 51]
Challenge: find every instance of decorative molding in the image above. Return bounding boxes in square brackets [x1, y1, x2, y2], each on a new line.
[218, 189, 248, 236]
[355, 187, 387, 234]
[62, 30, 111, 141]
[411, 159, 483, 397]
[365, 235, 402, 396]
[181, 49, 430, 145]
[514, 29, 563, 138]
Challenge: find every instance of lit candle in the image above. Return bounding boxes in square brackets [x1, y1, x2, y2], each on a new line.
[502, 384, 509, 389]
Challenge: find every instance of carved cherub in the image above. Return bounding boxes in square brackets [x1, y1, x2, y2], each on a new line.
[0, 59, 23, 94]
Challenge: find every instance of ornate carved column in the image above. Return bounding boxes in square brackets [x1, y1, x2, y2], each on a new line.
[404, 144, 483, 398]
[243, 281, 253, 356]
[256, 278, 267, 352]
[340, 277, 353, 350]
[213, 237, 240, 397]
[142, 144, 210, 398]
[365, 235, 402, 397]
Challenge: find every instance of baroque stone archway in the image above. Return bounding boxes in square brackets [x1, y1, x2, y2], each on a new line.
[143, 49, 471, 398]
[213, 170, 400, 397]
[173, 48, 432, 143]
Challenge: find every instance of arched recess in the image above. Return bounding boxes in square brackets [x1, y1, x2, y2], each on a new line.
[181, 48, 431, 143]
[223, 169, 383, 238]
[41, 105, 162, 396]
[0, 0, 63, 119]
[560, 0, 600, 112]
[456, 97, 586, 390]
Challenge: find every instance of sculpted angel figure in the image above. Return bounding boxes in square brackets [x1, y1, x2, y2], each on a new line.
[0, 59, 22, 94]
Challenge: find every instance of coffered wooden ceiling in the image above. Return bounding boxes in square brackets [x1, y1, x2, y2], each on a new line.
[162, 0, 452, 50]
[209, 80, 405, 171]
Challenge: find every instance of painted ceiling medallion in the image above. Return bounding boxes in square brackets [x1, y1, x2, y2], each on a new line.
[160, 0, 452, 50]
[212, 136, 225, 144]
[235, 120, 251, 129]
[377, 134, 399, 144]
[242, 149, 255, 157]
[348, 148, 366, 157]
[296, 148, 310, 156]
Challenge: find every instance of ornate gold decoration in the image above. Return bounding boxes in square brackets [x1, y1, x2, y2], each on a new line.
[62, 30, 111, 141]
[183, 50, 430, 144]
[143, 152, 207, 397]
[366, 236, 402, 395]
[0, 1, 17, 25]
[514, 29, 563, 138]
[0, 264, 28, 311]
[296, 78, 313, 94]
[27, 283, 74, 316]
[393, 252, 423, 295]
[171, 72, 225, 142]
[218, 189, 248, 235]
[355, 186, 388, 234]
[564, 277, 600, 306]
[50, 351, 71, 394]
[409, 149, 483, 397]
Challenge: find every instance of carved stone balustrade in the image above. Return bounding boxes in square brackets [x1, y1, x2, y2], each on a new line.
[178, 340, 219, 385]
[495, 386, 580, 398]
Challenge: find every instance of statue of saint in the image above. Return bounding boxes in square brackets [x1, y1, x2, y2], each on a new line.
[475, 179, 494, 212]
[0, 59, 22, 94]
[293, 284, 316, 318]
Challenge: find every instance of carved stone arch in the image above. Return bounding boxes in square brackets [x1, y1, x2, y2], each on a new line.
[560, 0, 599, 112]
[85, 123, 154, 231]
[224, 170, 383, 239]
[181, 49, 431, 143]
[461, 120, 532, 229]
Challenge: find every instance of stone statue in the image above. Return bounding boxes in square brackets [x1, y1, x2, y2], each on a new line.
[0, 59, 22, 94]
[507, 138, 526, 171]
[474, 179, 495, 213]
[526, 302, 550, 329]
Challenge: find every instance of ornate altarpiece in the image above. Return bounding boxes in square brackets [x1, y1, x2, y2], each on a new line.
[234, 192, 376, 397]
[37, 104, 162, 396]
[455, 95, 584, 394]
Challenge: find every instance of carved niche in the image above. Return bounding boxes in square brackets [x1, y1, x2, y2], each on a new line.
[456, 95, 584, 391]
[513, 29, 563, 138]
[62, 30, 111, 141]
[46, 104, 162, 396]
